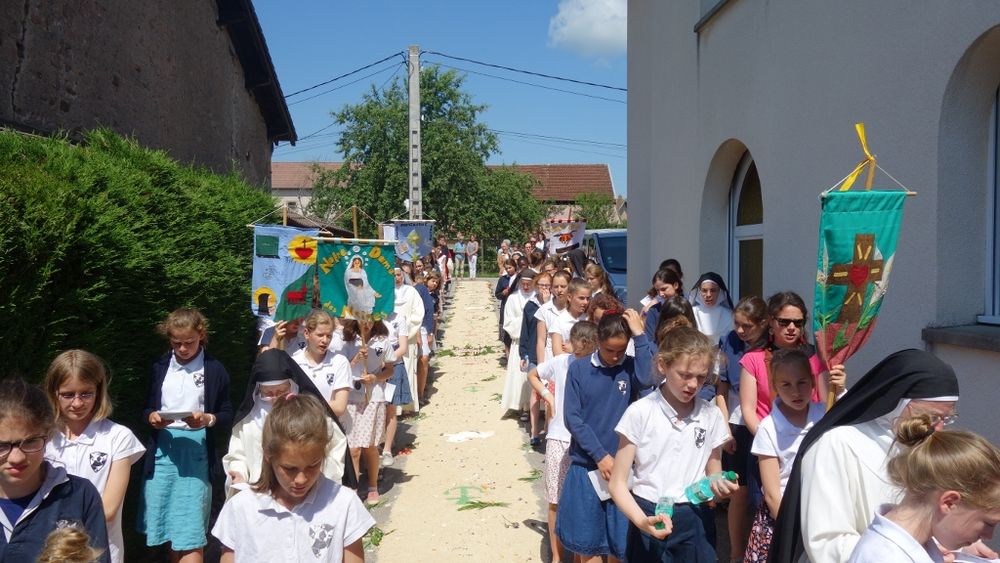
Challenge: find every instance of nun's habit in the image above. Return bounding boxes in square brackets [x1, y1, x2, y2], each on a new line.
[222, 350, 356, 495]
[687, 272, 735, 345]
[768, 349, 959, 563]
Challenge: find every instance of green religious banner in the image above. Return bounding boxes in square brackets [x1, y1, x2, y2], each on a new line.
[814, 125, 911, 377]
[317, 240, 396, 321]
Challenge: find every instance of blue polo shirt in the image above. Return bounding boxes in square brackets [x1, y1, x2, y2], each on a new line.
[415, 283, 434, 332]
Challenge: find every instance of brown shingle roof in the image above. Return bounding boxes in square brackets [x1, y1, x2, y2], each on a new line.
[270, 162, 341, 189]
[490, 163, 614, 203]
[270, 161, 615, 203]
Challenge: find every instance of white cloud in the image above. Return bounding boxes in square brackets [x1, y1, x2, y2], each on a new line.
[548, 0, 626, 59]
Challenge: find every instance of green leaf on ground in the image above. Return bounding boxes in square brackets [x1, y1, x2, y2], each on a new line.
[436, 349, 456, 357]
[518, 469, 543, 482]
[457, 501, 510, 511]
[490, 393, 502, 403]
[362, 527, 394, 549]
[480, 374, 497, 382]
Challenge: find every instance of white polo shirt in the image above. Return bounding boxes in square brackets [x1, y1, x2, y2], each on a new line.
[46, 419, 145, 563]
[848, 508, 945, 563]
[331, 330, 389, 403]
[535, 353, 575, 442]
[212, 476, 374, 562]
[384, 313, 408, 364]
[291, 348, 352, 403]
[615, 391, 729, 503]
[161, 350, 205, 429]
[548, 309, 587, 343]
[751, 400, 825, 495]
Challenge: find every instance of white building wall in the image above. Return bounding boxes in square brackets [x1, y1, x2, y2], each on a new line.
[629, 0, 1000, 442]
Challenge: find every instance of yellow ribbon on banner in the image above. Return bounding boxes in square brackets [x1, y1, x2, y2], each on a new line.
[839, 122, 877, 191]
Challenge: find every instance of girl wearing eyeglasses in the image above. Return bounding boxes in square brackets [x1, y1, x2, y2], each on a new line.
[43, 350, 145, 563]
[739, 291, 846, 437]
[0, 378, 110, 561]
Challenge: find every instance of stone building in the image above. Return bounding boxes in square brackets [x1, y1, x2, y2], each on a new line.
[0, 0, 294, 186]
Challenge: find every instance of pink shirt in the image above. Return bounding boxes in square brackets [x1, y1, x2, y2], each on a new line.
[739, 348, 825, 419]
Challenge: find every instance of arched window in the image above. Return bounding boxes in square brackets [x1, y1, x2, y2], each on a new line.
[983, 87, 1000, 324]
[729, 152, 763, 300]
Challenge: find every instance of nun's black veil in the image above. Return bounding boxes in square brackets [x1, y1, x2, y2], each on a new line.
[237, 349, 358, 489]
[768, 349, 959, 562]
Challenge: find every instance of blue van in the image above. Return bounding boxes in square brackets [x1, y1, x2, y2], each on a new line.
[583, 229, 628, 305]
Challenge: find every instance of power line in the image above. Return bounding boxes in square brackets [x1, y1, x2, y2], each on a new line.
[298, 122, 338, 142]
[490, 128, 626, 149]
[498, 137, 626, 160]
[285, 51, 405, 98]
[288, 61, 402, 106]
[425, 59, 626, 105]
[423, 49, 626, 92]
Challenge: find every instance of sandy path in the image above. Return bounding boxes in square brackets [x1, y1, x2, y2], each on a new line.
[368, 279, 549, 561]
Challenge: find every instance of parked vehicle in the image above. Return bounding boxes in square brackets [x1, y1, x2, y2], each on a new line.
[583, 229, 627, 305]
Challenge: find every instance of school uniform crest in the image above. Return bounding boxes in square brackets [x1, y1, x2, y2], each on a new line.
[617, 380, 627, 395]
[193, 372, 205, 387]
[89, 451, 109, 472]
[308, 523, 336, 557]
[327, 373, 337, 386]
[694, 427, 707, 448]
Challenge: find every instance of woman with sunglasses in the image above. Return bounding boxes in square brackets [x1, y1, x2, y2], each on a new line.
[0, 378, 110, 561]
[738, 291, 846, 437]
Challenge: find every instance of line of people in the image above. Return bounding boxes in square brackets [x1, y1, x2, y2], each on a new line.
[494, 256, 1000, 562]
[0, 253, 454, 562]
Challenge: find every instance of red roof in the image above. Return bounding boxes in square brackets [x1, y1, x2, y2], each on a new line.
[490, 163, 614, 202]
[270, 162, 341, 189]
[270, 161, 615, 202]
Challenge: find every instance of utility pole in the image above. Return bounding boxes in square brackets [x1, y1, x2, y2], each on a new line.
[407, 45, 423, 220]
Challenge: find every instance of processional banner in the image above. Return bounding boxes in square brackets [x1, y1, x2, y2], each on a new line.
[382, 221, 433, 263]
[814, 124, 910, 368]
[251, 225, 319, 322]
[317, 240, 396, 321]
[544, 220, 586, 255]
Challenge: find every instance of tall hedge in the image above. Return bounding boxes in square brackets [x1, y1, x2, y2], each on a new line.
[0, 129, 273, 422]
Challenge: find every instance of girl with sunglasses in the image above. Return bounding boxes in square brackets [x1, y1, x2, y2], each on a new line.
[0, 378, 109, 561]
[739, 292, 846, 437]
[43, 351, 145, 563]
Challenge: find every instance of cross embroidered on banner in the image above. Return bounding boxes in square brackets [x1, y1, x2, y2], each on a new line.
[828, 233, 883, 324]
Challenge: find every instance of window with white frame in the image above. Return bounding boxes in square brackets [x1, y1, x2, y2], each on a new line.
[729, 152, 763, 300]
[981, 88, 1000, 324]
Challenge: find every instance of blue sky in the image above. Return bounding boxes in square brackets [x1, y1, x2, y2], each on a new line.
[254, 0, 628, 195]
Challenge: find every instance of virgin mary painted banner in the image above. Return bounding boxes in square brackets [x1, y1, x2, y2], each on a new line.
[814, 190, 907, 367]
[252, 225, 319, 322]
[317, 240, 396, 321]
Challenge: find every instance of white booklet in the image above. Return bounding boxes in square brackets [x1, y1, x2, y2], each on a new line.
[158, 411, 193, 420]
[588, 469, 634, 501]
[383, 382, 397, 403]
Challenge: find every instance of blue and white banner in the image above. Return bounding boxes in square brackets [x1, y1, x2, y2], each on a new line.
[382, 221, 434, 263]
[251, 225, 320, 321]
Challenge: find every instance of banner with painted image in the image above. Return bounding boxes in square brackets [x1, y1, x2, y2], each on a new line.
[251, 225, 319, 322]
[387, 221, 433, 263]
[317, 240, 396, 321]
[544, 220, 586, 255]
[814, 190, 907, 367]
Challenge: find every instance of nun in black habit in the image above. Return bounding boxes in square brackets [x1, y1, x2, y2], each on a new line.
[222, 349, 356, 495]
[768, 349, 961, 562]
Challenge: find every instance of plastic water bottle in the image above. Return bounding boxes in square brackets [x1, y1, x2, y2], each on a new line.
[653, 496, 674, 530]
[684, 471, 738, 505]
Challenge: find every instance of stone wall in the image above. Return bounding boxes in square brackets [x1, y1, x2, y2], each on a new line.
[0, 0, 274, 186]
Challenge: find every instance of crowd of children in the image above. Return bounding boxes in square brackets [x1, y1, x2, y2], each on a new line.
[500, 253, 998, 563]
[5, 242, 1000, 562]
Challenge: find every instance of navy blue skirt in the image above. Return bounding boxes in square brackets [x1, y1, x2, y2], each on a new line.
[626, 496, 717, 562]
[388, 362, 413, 406]
[555, 463, 628, 559]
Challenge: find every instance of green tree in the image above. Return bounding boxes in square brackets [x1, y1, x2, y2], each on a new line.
[309, 66, 545, 241]
[575, 192, 618, 229]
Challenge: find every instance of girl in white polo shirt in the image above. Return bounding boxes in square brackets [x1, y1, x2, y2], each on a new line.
[213, 394, 374, 563]
[549, 278, 591, 355]
[609, 326, 736, 562]
[746, 348, 825, 562]
[43, 350, 145, 563]
[291, 310, 352, 417]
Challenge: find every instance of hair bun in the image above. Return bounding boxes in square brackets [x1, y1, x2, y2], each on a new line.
[895, 414, 936, 447]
